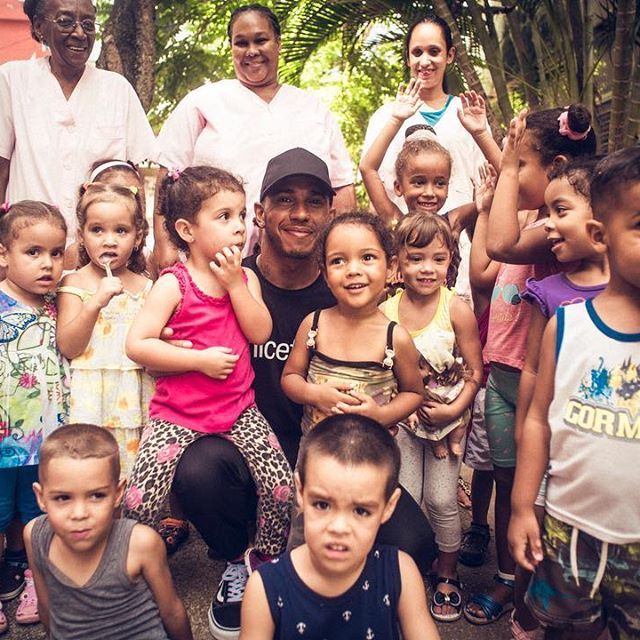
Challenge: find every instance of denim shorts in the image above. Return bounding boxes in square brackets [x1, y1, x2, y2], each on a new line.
[0, 465, 41, 531]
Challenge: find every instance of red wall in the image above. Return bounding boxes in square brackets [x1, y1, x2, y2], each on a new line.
[0, 0, 47, 63]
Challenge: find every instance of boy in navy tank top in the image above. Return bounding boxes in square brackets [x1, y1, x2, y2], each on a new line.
[509, 147, 640, 639]
[24, 424, 193, 640]
[240, 415, 440, 640]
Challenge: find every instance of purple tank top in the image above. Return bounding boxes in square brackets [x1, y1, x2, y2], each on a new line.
[150, 262, 255, 433]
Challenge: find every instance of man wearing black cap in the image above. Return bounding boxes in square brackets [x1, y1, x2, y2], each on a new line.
[171, 149, 435, 639]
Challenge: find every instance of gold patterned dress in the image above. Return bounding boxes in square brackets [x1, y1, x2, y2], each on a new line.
[57, 282, 154, 479]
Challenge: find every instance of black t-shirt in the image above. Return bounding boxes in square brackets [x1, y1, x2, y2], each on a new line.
[243, 255, 335, 466]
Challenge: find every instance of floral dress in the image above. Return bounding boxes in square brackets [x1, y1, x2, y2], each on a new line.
[0, 291, 69, 468]
[57, 282, 154, 479]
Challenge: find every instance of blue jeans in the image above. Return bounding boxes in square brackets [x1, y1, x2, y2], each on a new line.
[0, 465, 41, 531]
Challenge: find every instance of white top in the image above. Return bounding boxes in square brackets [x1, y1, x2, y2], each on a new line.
[362, 96, 487, 302]
[156, 79, 354, 252]
[547, 300, 640, 544]
[0, 58, 156, 239]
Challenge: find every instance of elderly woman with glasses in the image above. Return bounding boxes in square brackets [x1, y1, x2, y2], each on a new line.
[0, 0, 155, 257]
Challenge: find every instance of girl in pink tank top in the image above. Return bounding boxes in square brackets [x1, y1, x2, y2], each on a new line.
[123, 167, 293, 571]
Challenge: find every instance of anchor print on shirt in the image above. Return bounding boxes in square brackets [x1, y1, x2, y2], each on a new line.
[366, 628, 375, 639]
[296, 622, 306, 634]
[362, 580, 370, 591]
[342, 610, 352, 621]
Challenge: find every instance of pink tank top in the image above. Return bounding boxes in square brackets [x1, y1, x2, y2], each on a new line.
[150, 262, 255, 433]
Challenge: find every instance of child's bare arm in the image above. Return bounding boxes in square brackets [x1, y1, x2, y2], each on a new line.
[446, 202, 477, 236]
[469, 164, 501, 296]
[56, 271, 123, 359]
[210, 247, 272, 344]
[486, 110, 549, 264]
[360, 80, 422, 224]
[126, 274, 240, 378]
[396, 551, 441, 640]
[132, 525, 193, 640]
[23, 520, 51, 633]
[239, 572, 275, 640]
[514, 306, 547, 446]
[457, 90, 501, 170]
[281, 314, 360, 413]
[337, 327, 423, 427]
[509, 318, 556, 571]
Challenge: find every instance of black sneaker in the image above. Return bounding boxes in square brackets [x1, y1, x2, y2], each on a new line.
[0, 561, 26, 601]
[208, 602, 241, 640]
[214, 561, 248, 607]
[459, 522, 491, 567]
[208, 560, 248, 639]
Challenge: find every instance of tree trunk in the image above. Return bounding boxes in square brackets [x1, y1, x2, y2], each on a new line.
[608, 0, 637, 151]
[501, 1, 540, 108]
[625, 49, 640, 147]
[467, 0, 513, 123]
[96, 0, 156, 112]
[431, 0, 503, 138]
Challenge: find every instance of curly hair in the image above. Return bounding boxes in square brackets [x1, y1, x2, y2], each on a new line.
[526, 104, 597, 167]
[158, 166, 245, 253]
[316, 211, 394, 270]
[395, 137, 452, 183]
[393, 212, 460, 288]
[76, 183, 148, 274]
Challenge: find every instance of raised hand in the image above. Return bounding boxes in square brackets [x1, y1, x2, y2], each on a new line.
[391, 79, 423, 123]
[472, 162, 498, 214]
[457, 90, 488, 136]
[209, 246, 243, 292]
[197, 346, 240, 379]
[502, 108, 529, 169]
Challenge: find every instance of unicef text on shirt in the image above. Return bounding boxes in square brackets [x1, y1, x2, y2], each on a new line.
[252, 342, 293, 361]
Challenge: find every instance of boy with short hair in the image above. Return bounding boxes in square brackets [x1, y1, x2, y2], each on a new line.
[240, 414, 440, 640]
[24, 423, 193, 640]
[509, 146, 640, 640]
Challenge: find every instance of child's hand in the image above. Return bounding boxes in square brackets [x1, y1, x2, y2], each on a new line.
[209, 246, 243, 292]
[418, 400, 455, 428]
[501, 108, 528, 169]
[391, 79, 423, 124]
[508, 509, 544, 572]
[92, 275, 124, 309]
[312, 383, 361, 415]
[197, 346, 240, 379]
[472, 163, 498, 214]
[457, 90, 488, 136]
[334, 391, 379, 420]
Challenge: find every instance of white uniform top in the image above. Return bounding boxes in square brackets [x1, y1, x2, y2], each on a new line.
[361, 96, 487, 302]
[156, 79, 354, 252]
[0, 58, 156, 239]
[547, 300, 640, 544]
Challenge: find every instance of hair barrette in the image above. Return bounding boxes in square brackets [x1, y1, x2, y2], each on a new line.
[128, 186, 139, 196]
[168, 168, 183, 182]
[0, 201, 10, 214]
[557, 110, 591, 141]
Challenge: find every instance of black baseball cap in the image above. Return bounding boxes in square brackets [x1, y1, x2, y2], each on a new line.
[260, 148, 335, 201]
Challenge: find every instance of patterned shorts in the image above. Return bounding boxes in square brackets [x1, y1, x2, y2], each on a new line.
[526, 513, 640, 639]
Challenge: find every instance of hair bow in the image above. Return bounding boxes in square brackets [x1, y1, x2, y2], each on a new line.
[0, 201, 10, 215]
[168, 168, 183, 182]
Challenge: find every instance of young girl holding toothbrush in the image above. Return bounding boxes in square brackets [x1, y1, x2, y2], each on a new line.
[57, 183, 153, 480]
[124, 166, 293, 572]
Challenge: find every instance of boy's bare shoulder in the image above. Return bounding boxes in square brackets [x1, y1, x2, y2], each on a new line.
[129, 522, 163, 552]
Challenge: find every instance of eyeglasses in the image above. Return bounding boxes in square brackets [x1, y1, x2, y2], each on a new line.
[43, 16, 98, 34]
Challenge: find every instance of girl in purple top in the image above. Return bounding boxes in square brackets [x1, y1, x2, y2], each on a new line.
[124, 167, 293, 572]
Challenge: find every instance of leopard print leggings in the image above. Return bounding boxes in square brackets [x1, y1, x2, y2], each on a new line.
[122, 406, 293, 556]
